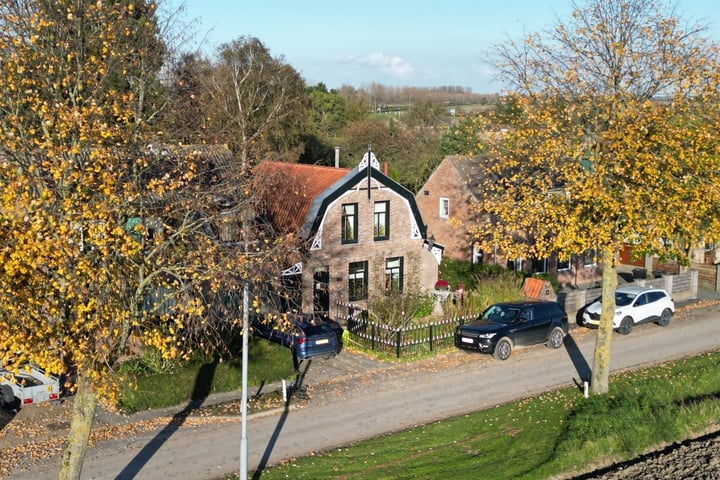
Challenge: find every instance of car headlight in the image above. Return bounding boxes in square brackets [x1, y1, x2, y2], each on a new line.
[477, 333, 496, 339]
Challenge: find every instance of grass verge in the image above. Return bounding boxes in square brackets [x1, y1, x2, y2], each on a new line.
[245, 350, 720, 479]
[118, 338, 296, 412]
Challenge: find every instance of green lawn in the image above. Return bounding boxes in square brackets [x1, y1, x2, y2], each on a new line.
[247, 351, 720, 479]
[118, 338, 296, 413]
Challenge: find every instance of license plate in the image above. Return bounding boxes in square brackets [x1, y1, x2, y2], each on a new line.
[315, 339, 329, 345]
[461, 337, 473, 344]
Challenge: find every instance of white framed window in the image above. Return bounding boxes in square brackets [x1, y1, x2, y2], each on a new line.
[439, 197, 449, 219]
[532, 257, 547, 274]
[557, 256, 570, 271]
[507, 257, 523, 272]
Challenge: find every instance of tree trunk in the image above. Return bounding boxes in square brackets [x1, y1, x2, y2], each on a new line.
[59, 371, 98, 480]
[591, 246, 618, 395]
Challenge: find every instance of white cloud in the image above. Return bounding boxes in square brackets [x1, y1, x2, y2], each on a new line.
[337, 52, 414, 78]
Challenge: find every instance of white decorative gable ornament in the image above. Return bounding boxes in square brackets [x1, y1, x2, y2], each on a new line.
[358, 150, 380, 171]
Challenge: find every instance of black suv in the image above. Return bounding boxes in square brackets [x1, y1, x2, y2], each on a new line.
[455, 300, 568, 360]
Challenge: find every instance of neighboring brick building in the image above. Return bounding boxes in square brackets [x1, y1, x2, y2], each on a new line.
[416, 155, 604, 290]
[416, 155, 483, 264]
[255, 150, 440, 316]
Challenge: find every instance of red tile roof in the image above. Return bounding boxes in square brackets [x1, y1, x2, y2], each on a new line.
[255, 161, 351, 235]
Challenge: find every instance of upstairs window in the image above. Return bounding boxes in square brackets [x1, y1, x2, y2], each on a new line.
[348, 261, 368, 301]
[342, 203, 358, 244]
[374, 201, 389, 240]
[439, 197, 450, 219]
[385, 257, 404, 292]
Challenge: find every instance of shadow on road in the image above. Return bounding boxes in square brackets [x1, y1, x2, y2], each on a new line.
[251, 358, 312, 480]
[114, 359, 219, 480]
[564, 332, 591, 392]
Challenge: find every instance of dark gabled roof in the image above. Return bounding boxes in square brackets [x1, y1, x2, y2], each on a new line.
[445, 155, 486, 201]
[255, 160, 427, 240]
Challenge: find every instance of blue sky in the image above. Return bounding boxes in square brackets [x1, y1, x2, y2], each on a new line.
[167, 0, 720, 94]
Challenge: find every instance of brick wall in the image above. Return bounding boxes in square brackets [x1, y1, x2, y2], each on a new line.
[416, 158, 474, 262]
[303, 186, 437, 313]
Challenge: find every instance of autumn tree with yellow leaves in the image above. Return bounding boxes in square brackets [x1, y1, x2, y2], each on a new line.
[469, 0, 720, 394]
[0, 2, 266, 479]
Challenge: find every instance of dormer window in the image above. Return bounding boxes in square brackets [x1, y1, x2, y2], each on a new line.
[342, 203, 358, 244]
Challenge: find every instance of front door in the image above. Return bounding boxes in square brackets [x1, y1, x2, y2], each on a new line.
[313, 267, 330, 316]
[620, 243, 645, 267]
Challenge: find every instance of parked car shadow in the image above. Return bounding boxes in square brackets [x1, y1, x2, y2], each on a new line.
[563, 332, 591, 391]
[114, 359, 219, 480]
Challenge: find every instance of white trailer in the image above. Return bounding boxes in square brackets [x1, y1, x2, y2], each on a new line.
[0, 364, 61, 408]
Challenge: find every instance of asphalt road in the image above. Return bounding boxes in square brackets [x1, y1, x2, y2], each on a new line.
[11, 300, 720, 480]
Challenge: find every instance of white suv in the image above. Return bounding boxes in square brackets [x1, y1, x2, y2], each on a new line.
[581, 285, 675, 335]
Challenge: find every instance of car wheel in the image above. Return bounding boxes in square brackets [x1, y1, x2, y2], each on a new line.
[617, 316, 634, 335]
[0, 385, 14, 407]
[493, 337, 513, 360]
[576, 307, 586, 327]
[547, 327, 565, 349]
[657, 308, 672, 327]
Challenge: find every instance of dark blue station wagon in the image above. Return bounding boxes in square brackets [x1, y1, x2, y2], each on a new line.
[252, 313, 342, 363]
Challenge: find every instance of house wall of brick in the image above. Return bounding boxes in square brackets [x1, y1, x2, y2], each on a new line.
[415, 158, 474, 262]
[301, 183, 438, 313]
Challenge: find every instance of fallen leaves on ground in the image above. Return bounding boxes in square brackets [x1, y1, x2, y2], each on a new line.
[0, 392, 295, 477]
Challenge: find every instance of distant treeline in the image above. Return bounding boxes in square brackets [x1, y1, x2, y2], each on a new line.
[336, 83, 499, 106]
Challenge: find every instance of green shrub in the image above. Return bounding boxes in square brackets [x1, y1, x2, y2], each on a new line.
[439, 259, 524, 290]
[441, 263, 525, 318]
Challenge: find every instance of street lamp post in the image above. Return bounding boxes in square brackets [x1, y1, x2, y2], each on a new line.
[239, 280, 249, 480]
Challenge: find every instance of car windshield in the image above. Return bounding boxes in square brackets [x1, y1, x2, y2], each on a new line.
[481, 305, 522, 324]
[615, 292, 637, 307]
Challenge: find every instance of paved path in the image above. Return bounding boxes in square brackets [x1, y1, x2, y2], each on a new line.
[9, 299, 720, 480]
